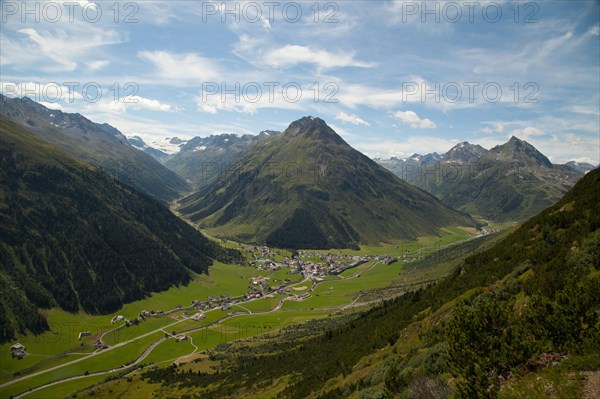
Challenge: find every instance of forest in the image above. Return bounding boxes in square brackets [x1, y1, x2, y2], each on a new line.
[0, 119, 242, 342]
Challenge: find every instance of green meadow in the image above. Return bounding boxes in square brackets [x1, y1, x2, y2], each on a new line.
[1, 228, 476, 398]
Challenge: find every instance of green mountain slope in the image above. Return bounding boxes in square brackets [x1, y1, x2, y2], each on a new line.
[435, 137, 582, 221]
[0, 95, 189, 202]
[380, 137, 583, 222]
[139, 166, 598, 399]
[178, 117, 475, 249]
[0, 118, 241, 343]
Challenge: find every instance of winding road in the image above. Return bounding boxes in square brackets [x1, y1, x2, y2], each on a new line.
[6, 257, 427, 398]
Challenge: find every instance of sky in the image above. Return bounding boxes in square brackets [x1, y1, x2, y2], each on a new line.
[1, 0, 599, 163]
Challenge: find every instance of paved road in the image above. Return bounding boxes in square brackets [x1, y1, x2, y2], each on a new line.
[6, 256, 440, 397]
[6, 276, 313, 397]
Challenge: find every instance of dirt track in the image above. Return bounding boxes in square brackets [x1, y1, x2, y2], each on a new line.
[582, 371, 600, 399]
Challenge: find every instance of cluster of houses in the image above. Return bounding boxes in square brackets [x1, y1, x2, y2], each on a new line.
[9, 343, 26, 359]
[191, 294, 234, 312]
[377, 255, 398, 265]
[269, 284, 291, 295]
[191, 312, 206, 321]
[94, 339, 109, 350]
[246, 245, 278, 259]
[175, 335, 188, 342]
[329, 257, 370, 275]
[246, 246, 384, 277]
[252, 258, 281, 271]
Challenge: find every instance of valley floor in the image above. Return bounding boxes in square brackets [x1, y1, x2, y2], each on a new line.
[0, 227, 481, 399]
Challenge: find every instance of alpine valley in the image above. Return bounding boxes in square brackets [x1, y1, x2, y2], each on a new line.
[0, 97, 597, 399]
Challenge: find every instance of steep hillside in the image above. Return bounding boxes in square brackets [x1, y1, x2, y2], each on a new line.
[0, 118, 241, 342]
[0, 95, 189, 202]
[178, 117, 475, 249]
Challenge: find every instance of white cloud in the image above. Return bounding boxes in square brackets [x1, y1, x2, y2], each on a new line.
[16, 28, 77, 70]
[334, 112, 370, 126]
[263, 45, 374, 70]
[138, 51, 222, 84]
[86, 60, 110, 71]
[194, 84, 310, 114]
[83, 96, 172, 115]
[335, 79, 483, 112]
[85, 100, 126, 115]
[38, 101, 64, 110]
[128, 96, 172, 112]
[328, 123, 356, 140]
[508, 126, 545, 141]
[480, 122, 506, 134]
[392, 110, 436, 129]
[5, 27, 122, 71]
[261, 16, 272, 30]
[564, 105, 600, 116]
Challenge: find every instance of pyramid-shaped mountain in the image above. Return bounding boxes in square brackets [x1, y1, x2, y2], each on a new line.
[486, 136, 553, 168]
[178, 117, 475, 249]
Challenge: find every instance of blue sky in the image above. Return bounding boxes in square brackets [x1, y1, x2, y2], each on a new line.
[1, 0, 599, 163]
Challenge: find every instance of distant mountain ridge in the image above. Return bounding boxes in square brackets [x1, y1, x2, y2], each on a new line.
[128, 135, 170, 160]
[375, 137, 586, 221]
[0, 95, 189, 202]
[160, 130, 281, 190]
[126, 131, 281, 192]
[178, 116, 475, 249]
[565, 160, 597, 174]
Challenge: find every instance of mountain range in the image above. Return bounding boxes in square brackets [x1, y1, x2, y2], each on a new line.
[375, 139, 591, 221]
[1, 94, 591, 236]
[0, 95, 189, 202]
[123, 115, 593, 224]
[0, 117, 240, 342]
[178, 117, 475, 249]
[160, 131, 280, 190]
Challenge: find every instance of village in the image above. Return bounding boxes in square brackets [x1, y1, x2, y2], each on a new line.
[245, 245, 397, 277]
[8, 247, 401, 360]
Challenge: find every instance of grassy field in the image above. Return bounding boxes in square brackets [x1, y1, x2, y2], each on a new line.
[1, 332, 161, 399]
[1, 227, 479, 398]
[339, 261, 373, 277]
[186, 309, 333, 352]
[142, 338, 196, 366]
[0, 309, 112, 384]
[0, 263, 270, 396]
[17, 372, 118, 399]
[233, 296, 282, 313]
[103, 317, 175, 346]
[283, 261, 404, 310]
[299, 226, 475, 258]
[222, 310, 333, 333]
